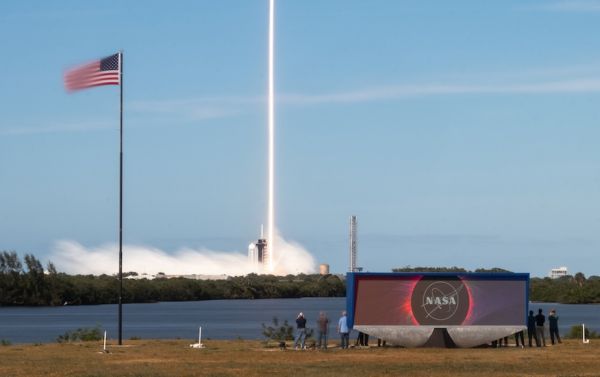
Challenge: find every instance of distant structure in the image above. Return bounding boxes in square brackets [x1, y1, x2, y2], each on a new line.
[125, 273, 227, 281]
[248, 225, 269, 272]
[248, 243, 256, 264]
[349, 215, 359, 272]
[550, 266, 568, 279]
[319, 264, 330, 275]
[256, 238, 268, 266]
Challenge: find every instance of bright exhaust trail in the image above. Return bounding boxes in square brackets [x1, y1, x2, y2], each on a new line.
[267, 0, 275, 273]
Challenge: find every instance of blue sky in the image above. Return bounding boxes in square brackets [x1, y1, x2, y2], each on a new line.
[1, 0, 600, 277]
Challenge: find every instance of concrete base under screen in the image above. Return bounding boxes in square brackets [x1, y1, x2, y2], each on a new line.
[354, 325, 526, 348]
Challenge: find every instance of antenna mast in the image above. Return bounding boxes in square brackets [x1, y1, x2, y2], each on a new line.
[349, 216, 357, 272]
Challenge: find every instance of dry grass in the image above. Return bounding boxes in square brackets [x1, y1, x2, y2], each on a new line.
[1, 339, 599, 377]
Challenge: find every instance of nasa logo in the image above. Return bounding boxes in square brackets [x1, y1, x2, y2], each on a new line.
[410, 278, 470, 325]
[424, 295, 457, 306]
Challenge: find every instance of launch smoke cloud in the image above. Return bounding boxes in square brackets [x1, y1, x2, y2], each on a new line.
[50, 232, 316, 276]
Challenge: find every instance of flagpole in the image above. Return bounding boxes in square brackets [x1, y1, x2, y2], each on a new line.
[118, 50, 124, 346]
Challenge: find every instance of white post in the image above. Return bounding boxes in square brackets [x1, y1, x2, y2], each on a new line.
[103, 330, 107, 352]
[189, 326, 205, 348]
[583, 324, 590, 344]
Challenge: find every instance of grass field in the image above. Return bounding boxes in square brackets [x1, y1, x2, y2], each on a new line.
[1, 339, 599, 377]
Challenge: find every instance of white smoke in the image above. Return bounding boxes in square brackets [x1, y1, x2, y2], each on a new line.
[50, 232, 317, 276]
[270, 233, 317, 275]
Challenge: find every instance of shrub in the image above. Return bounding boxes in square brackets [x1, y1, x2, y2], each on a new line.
[57, 326, 102, 343]
[262, 317, 294, 342]
[261, 317, 314, 344]
[566, 325, 600, 339]
[1, 339, 11, 346]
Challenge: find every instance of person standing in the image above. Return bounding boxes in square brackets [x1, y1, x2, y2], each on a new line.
[527, 310, 539, 347]
[514, 330, 525, 348]
[294, 312, 307, 350]
[356, 331, 369, 347]
[548, 309, 562, 345]
[338, 310, 349, 349]
[535, 308, 546, 347]
[316, 311, 329, 349]
[495, 336, 508, 348]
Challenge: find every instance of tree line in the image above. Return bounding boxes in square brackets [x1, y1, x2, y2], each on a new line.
[392, 266, 512, 273]
[530, 272, 600, 304]
[0, 251, 345, 306]
[2, 252, 600, 306]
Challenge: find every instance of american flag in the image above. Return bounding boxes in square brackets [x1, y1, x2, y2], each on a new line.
[64, 53, 120, 91]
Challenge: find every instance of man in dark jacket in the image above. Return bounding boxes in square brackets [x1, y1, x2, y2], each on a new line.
[535, 308, 546, 347]
[527, 310, 539, 347]
[294, 312, 307, 350]
[549, 309, 562, 345]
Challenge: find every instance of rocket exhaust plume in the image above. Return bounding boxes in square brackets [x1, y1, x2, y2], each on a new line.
[267, 0, 275, 272]
[49, 238, 316, 276]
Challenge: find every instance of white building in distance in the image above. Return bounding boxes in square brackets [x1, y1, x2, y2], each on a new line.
[549, 267, 568, 279]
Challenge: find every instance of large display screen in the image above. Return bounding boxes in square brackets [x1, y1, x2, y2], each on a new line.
[350, 273, 528, 327]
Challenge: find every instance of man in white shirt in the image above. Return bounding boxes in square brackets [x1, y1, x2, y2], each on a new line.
[337, 310, 349, 349]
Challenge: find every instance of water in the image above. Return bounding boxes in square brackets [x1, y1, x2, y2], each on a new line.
[531, 302, 600, 336]
[0, 298, 345, 344]
[0, 298, 598, 344]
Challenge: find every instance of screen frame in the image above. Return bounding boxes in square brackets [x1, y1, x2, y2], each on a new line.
[346, 272, 530, 328]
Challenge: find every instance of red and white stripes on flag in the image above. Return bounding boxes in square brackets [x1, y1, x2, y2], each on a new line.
[64, 53, 120, 92]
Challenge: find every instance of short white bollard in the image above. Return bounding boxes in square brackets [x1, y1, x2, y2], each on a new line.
[99, 330, 110, 353]
[583, 324, 590, 344]
[190, 326, 205, 349]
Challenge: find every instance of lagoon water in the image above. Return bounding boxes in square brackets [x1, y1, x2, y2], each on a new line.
[1, 298, 599, 344]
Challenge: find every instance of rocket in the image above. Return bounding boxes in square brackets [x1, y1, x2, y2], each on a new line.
[248, 225, 269, 271]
